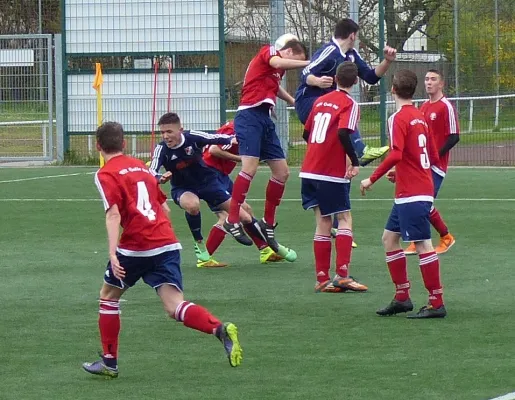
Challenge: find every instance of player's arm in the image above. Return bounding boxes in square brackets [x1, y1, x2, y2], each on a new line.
[149, 143, 166, 180]
[269, 56, 309, 71]
[105, 205, 122, 259]
[439, 135, 459, 157]
[277, 86, 295, 106]
[301, 47, 336, 88]
[189, 130, 234, 147]
[209, 144, 241, 162]
[338, 128, 359, 167]
[355, 46, 396, 84]
[439, 104, 460, 156]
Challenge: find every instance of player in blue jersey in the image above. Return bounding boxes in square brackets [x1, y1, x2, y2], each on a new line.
[149, 113, 273, 267]
[295, 18, 395, 167]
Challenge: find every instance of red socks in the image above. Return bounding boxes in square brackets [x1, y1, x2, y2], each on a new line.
[419, 252, 444, 308]
[264, 177, 285, 225]
[206, 224, 226, 255]
[228, 172, 253, 224]
[429, 208, 449, 237]
[335, 229, 353, 278]
[174, 301, 221, 335]
[314, 234, 332, 283]
[99, 298, 121, 362]
[385, 250, 410, 301]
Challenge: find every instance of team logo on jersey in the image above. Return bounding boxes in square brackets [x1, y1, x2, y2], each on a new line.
[347, 54, 355, 63]
[171, 154, 178, 160]
[430, 112, 437, 121]
[184, 146, 193, 155]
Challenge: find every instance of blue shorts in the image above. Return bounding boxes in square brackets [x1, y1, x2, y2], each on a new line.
[234, 105, 285, 161]
[301, 178, 351, 216]
[208, 168, 234, 212]
[171, 177, 231, 211]
[104, 250, 183, 291]
[432, 170, 445, 197]
[385, 201, 432, 242]
[295, 95, 317, 125]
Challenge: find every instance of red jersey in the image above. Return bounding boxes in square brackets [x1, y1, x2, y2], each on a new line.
[94, 154, 181, 256]
[238, 45, 285, 110]
[419, 97, 459, 175]
[370, 105, 438, 203]
[203, 121, 239, 175]
[300, 90, 359, 182]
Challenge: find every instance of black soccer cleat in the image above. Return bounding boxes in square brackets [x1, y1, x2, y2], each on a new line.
[407, 305, 447, 319]
[376, 298, 414, 316]
[257, 219, 280, 253]
[223, 220, 253, 246]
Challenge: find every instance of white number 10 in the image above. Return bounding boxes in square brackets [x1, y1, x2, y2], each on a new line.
[137, 181, 156, 221]
[311, 112, 332, 144]
[418, 134, 430, 169]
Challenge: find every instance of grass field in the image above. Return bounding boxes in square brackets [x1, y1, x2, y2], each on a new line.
[0, 166, 514, 400]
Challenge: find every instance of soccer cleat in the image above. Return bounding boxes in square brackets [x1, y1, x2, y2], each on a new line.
[216, 323, 243, 367]
[359, 145, 390, 166]
[330, 228, 357, 248]
[315, 280, 344, 293]
[276, 244, 297, 262]
[260, 246, 283, 264]
[257, 219, 280, 253]
[376, 298, 414, 316]
[223, 220, 253, 246]
[197, 257, 228, 268]
[435, 233, 455, 254]
[194, 242, 210, 262]
[82, 360, 119, 379]
[404, 242, 417, 255]
[407, 305, 447, 319]
[332, 275, 368, 292]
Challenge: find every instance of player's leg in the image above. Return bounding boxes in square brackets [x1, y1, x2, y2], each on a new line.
[352, 128, 390, 166]
[430, 171, 455, 254]
[148, 250, 243, 367]
[331, 214, 357, 248]
[199, 210, 229, 268]
[376, 205, 414, 316]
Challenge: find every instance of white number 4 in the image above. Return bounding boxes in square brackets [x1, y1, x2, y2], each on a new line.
[418, 134, 430, 169]
[137, 181, 156, 221]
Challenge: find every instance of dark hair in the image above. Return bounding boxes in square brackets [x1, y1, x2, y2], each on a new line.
[96, 122, 124, 154]
[392, 69, 418, 99]
[336, 61, 358, 88]
[281, 40, 308, 59]
[158, 112, 181, 126]
[334, 19, 360, 40]
[427, 69, 444, 80]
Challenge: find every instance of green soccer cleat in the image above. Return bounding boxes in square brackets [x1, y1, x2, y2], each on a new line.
[194, 242, 210, 263]
[216, 323, 243, 367]
[276, 244, 297, 262]
[260, 246, 284, 264]
[359, 145, 390, 166]
[197, 257, 228, 268]
[82, 360, 119, 379]
[407, 305, 447, 319]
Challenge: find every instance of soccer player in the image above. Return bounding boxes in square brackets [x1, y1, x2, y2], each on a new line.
[223, 39, 310, 251]
[360, 69, 447, 319]
[294, 18, 395, 166]
[404, 70, 459, 255]
[149, 112, 267, 268]
[203, 120, 297, 264]
[83, 122, 243, 378]
[300, 62, 368, 293]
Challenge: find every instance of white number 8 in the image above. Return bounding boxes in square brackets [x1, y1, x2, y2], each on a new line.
[418, 134, 430, 169]
[137, 181, 157, 221]
[311, 112, 332, 144]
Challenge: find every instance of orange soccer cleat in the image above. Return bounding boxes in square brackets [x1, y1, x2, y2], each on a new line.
[404, 242, 417, 255]
[435, 233, 456, 254]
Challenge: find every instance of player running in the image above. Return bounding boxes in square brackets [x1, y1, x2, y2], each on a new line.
[223, 39, 309, 252]
[83, 122, 243, 378]
[203, 121, 297, 264]
[300, 62, 368, 293]
[404, 69, 459, 255]
[360, 70, 447, 319]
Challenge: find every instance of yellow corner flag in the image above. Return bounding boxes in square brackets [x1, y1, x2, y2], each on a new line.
[93, 63, 105, 167]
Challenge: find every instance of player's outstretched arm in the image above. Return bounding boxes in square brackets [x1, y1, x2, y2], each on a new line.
[277, 86, 295, 106]
[269, 56, 309, 71]
[369, 149, 402, 184]
[209, 145, 241, 162]
[189, 130, 233, 147]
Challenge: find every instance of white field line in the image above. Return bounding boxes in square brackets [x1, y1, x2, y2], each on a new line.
[0, 198, 514, 202]
[0, 171, 95, 184]
[490, 392, 515, 400]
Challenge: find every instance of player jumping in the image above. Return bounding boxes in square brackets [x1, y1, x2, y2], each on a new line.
[300, 62, 368, 293]
[83, 122, 243, 378]
[223, 39, 310, 252]
[404, 69, 459, 255]
[360, 70, 447, 319]
[203, 120, 297, 264]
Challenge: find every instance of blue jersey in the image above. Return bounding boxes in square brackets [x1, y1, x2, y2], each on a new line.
[149, 130, 232, 188]
[295, 37, 380, 101]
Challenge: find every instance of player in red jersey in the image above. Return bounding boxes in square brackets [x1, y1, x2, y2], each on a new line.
[300, 62, 368, 293]
[223, 40, 310, 252]
[203, 121, 298, 264]
[360, 70, 447, 319]
[404, 69, 459, 255]
[82, 122, 243, 378]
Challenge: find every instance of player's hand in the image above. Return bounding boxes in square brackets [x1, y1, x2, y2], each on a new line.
[317, 76, 334, 89]
[345, 165, 359, 179]
[159, 171, 172, 184]
[384, 46, 397, 61]
[360, 178, 373, 196]
[386, 169, 396, 183]
[230, 137, 238, 145]
[270, 107, 278, 120]
[109, 254, 126, 280]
